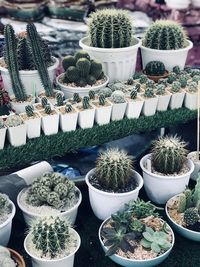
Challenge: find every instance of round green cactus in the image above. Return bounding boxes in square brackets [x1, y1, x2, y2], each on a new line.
[65, 104, 72, 113]
[167, 72, 177, 84]
[192, 75, 200, 84]
[173, 66, 181, 75]
[90, 60, 103, 80]
[78, 79, 87, 87]
[47, 192, 61, 208]
[171, 81, 181, 93]
[51, 172, 66, 187]
[0, 193, 10, 214]
[156, 84, 165, 95]
[66, 66, 80, 83]
[37, 185, 50, 202]
[179, 75, 188, 88]
[41, 96, 48, 108]
[111, 90, 125, 103]
[54, 182, 69, 198]
[25, 105, 34, 117]
[82, 96, 90, 109]
[184, 65, 192, 73]
[184, 208, 199, 226]
[44, 104, 52, 114]
[99, 94, 105, 106]
[144, 87, 155, 98]
[73, 93, 81, 103]
[89, 90, 95, 100]
[6, 115, 23, 127]
[145, 61, 166, 76]
[188, 81, 198, 93]
[146, 79, 155, 88]
[191, 69, 200, 77]
[62, 55, 76, 71]
[139, 74, 148, 84]
[130, 89, 137, 99]
[76, 58, 91, 78]
[87, 75, 96, 86]
[74, 50, 90, 62]
[56, 92, 64, 106]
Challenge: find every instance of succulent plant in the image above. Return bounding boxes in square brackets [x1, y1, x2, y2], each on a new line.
[129, 219, 145, 233]
[74, 50, 90, 62]
[143, 20, 187, 50]
[127, 78, 134, 85]
[171, 81, 181, 93]
[25, 105, 34, 117]
[62, 55, 76, 71]
[145, 61, 166, 76]
[191, 69, 200, 77]
[44, 104, 52, 114]
[146, 79, 155, 88]
[156, 84, 165, 95]
[99, 94, 106, 106]
[6, 115, 23, 127]
[184, 208, 199, 226]
[172, 66, 181, 75]
[87, 75, 96, 86]
[192, 175, 200, 207]
[188, 81, 198, 93]
[65, 104, 72, 113]
[89, 9, 133, 48]
[133, 72, 142, 80]
[89, 90, 95, 100]
[158, 78, 168, 86]
[76, 58, 91, 78]
[41, 96, 48, 108]
[192, 75, 200, 84]
[0, 193, 11, 215]
[135, 83, 141, 92]
[82, 96, 90, 109]
[90, 60, 103, 80]
[0, 118, 5, 129]
[179, 75, 188, 88]
[109, 82, 125, 92]
[99, 87, 112, 97]
[151, 135, 188, 174]
[73, 93, 81, 103]
[56, 92, 64, 106]
[139, 74, 148, 84]
[130, 89, 137, 99]
[184, 65, 192, 73]
[144, 87, 155, 98]
[95, 148, 133, 190]
[111, 90, 126, 103]
[167, 72, 177, 84]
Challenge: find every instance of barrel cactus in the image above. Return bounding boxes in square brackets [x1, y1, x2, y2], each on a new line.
[139, 74, 148, 84]
[62, 55, 76, 71]
[145, 61, 166, 76]
[111, 90, 126, 103]
[188, 81, 198, 93]
[99, 87, 112, 97]
[76, 58, 91, 78]
[74, 50, 90, 62]
[89, 90, 95, 100]
[65, 104, 72, 113]
[171, 81, 181, 93]
[90, 60, 103, 80]
[6, 115, 23, 127]
[25, 105, 34, 117]
[173, 66, 181, 75]
[87, 75, 96, 86]
[66, 66, 80, 83]
[167, 72, 177, 84]
[184, 208, 199, 226]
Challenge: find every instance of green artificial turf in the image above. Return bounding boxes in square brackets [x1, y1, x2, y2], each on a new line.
[0, 107, 196, 171]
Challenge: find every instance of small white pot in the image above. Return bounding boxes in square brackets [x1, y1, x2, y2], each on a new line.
[79, 36, 141, 82]
[17, 187, 82, 226]
[40, 110, 59, 136]
[184, 91, 198, 110]
[165, 0, 190, 9]
[169, 91, 185, 110]
[0, 200, 16, 246]
[140, 40, 193, 71]
[156, 93, 171, 112]
[0, 56, 59, 96]
[38, 90, 64, 106]
[111, 102, 127, 121]
[10, 95, 35, 114]
[85, 168, 143, 220]
[94, 101, 112, 125]
[187, 151, 200, 181]
[7, 123, 27, 147]
[142, 96, 158, 116]
[57, 107, 78, 132]
[166, 195, 200, 242]
[126, 97, 144, 119]
[192, 0, 200, 7]
[0, 127, 6, 149]
[24, 228, 81, 267]
[140, 154, 194, 204]
[99, 217, 174, 267]
[20, 112, 41, 139]
[77, 106, 95, 129]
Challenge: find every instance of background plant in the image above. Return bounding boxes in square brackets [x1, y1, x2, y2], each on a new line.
[145, 61, 166, 76]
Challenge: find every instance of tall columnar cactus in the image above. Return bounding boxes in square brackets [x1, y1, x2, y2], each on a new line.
[17, 36, 35, 71]
[99, 94, 105, 105]
[4, 25, 28, 101]
[0, 193, 11, 215]
[73, 93, 81, 103]
[143, 20, 187, 50]
[90, 60, 103, 79]
[95, 148, 133, 190]
[89, 90, 95, 100]
[82, 96, 90, 109]
[151, 136, 188, 174]
[88, 9, 133, 48]
[145, 61, 166, 76]
[25, 105, 34, 117]
[56, 92, 64, 106]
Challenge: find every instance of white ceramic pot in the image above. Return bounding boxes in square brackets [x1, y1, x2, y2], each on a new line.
[111, 102, 127, 121]
[24, 228, 81, 267]
[56, 74, 109, 99]
[85, 168, 143, 220]
[10, 95, 35, 114]
[126, 97, 144, 119]
[40, 110, 59, 136]
[0, 57, 59, 96]
[0, 127, 6, 149]
[142, 96, 158, 116]
[187, 151, 200, 181]
[156, 93, 171, 112]
[140, 40, 193, 71]
[0, 201, 16, 246]
[20, 112, 41, 139]
[37, 90, 64, 106]
[99, 217, 174, 267]
[58, 107, 78, 132]
[166, 194, 200, 241]
[184, 92, 198, 110]
[165, 0, 190, 9]
[17, 187, 82, 226]
[140, 154, 194, 204]
[192, 0, 200, 7]
[7, 123, 27, 147]
[79, 36, 141, 82]
[94, 102, 112, 125]
[77, 107, 95, 129]
[169, 91, 185, 110]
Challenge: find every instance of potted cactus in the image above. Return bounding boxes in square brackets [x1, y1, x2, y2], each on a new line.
[5, 114, 26, 147]
[169, 81, 185, 110]
[109, 90, 127, 121]
[79, 9, 141, 82]
[57, 103, 79, 132]
[156, 84, 171, 112]
[184, 81, 198, 110]
[56, 51, 109, 98]
[144, 61, 169, 82]
[166, 175, 200, 241]
[0, 193, 16, 246]
[39, 104, 59, 136]
[99, 199, 174, 267]
[125, 88, 144, 119]
[142, 86, 158, 116]
[77, 96, 95, 129]
[141, 20, 193, 71]
[85, 148, 143, 220]
[33, 96, 51, 111]
[140, 136, 194, 204]
[0, 117, 6, 149]
[92, 94, 112, 125]
[0, 246, 26, 267]
[24, 216, 81, 267]
[17, 171, 82, 226]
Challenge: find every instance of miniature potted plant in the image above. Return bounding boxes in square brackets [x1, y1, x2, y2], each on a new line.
[142, 86, 158, 116]
[24, 216, 81, 267]
[143, 61, 169, 82]
[0, 246, 26, 267]
[0, 193, 16, 246]
[140, 136, 194, 204]
[6, 115, 26, 147]
[17, 171, 82, 226]
[99, 199, 174, 266]
[79, 9, 141, 82]
[92, 94, 112, 125]
[169, 81, 185, 110]
[156, 84, 171, 112]
[166, 175, 200, 241]
[56, 51, 109, 98]
[0, 118, 6, 149]
[141, 20, 193, 71]
[85, 148, 143, 220]
[125, 88, 144, 119]
[77, 96, 95, 129]
[57, 103, 79, 132]
[109, 90, 127, 121]
[39, 104, 59, 136]
[184, 81, 198, 110]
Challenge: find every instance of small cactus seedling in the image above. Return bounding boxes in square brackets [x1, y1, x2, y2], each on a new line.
[73, 93, 81, 103]
[99, 94, 106, 106]
[82, 96, 90, 109]
[139, 74, 148, 84]
[0, 193, 11, 215]
[127, 78, 134, 85]
[144, 87, 155, 98]
[188, 82, 198, 93]
[172, 66, 181, 75]
[184, 65, 192, 73]
[167, 72, 177, 84]
[158, 78, 168, 86]
[171, 81, 181, 93]
[6, 115, 23, 127]
[89, 90, 95, 100]
[25, 105, 34, 117]
[62, 55, 76, 71]
[44, 104, 52, 114]
[184, 208, 199, 226]
[111, 90, 126, 103]
[0, 118, 5, 129]
[65, 104, 72, 113]
[130, 89, 137, 99]
[135, 84, 141, 92]
[179, 75, 188, 88]
[146, 79, 155, 88]
[192, 75, 200, 84]
[56, 92, 64, 106]
[129, 219, 145, 233]
[145, 61, 166, 76]
[99, 87, 112, 97]
[156, 84, 165, 95]
[41, 96, 48, 108]
[191, 69, 200, 77]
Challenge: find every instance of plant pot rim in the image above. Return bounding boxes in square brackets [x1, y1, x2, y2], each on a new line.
[187, 151, 200, 160]
[143, 70, 169, 81]
[8, 248, 26, 267]
[24, 227, 81, 262]
[85, 168, 143, 197]
[79, 36, 142, 53]
[140, 40, 193, 53]
[98, 216, 175, 262]
[0, 200, 16, 229]
[140, 153, 194, 180]
[165, 194, 200, 236]
[0, 56, 59, 74]
[17, 186, 82, 217]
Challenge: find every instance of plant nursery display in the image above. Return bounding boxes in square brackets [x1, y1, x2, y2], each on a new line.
[143, 61, 169, 82]
[110, 90, 127, 121]
[39, 104, 59, 136]
[85, 148, 143, 220]
[140, 135, 194, 204]
[187, 151, 200, 181]
[24, 216, 81, 267]
[99, 199, 174, 267]
[0, 246, 26, 267]
[17, 171, 82, 226]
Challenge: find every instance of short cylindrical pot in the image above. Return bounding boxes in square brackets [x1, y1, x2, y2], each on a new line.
[85, 168, 143, 220]
[111, 102, 127, 121]
[94, 103, 112, 125]
[142, 97, 158, 116]
[140, 154, 194, 204]
[24, 228, 81, 267]
[0, 201, 16, 246]
[41, 112, 59, 136]
[156, 93, 171, 112]
[17, 187, 82, 226]
[184, 92, 197, 110]
[140, 40, 193, 71]
[8, 248, 26, 267]
[7, 124, 27, 147]
[169, 91, 185, 110]
[187, 151, 200, 181]
[165, 0, 190, 9]
[20, 113, 41, 139]
[126, 98, 144, 119]
[0, 127, 6, 149]
[99, 217, 175, 267]
[10, 95, 35, 114]
[77, 108, 95, 129]
[59, 109, 79, 132]
[79, 36, 141, 82]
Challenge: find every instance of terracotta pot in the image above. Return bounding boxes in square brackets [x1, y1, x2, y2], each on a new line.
[8, 248, 26, 267]
[143, 70, 169, 82]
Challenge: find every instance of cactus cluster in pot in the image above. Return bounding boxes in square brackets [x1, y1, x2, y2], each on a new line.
[0, 193, 11, 216]
[144, 61, 166, 76]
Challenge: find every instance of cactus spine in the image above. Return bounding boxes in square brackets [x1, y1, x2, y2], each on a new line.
[130, 89, 137, 99]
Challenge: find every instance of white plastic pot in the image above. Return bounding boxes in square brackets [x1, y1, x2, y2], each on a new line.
[85, 168, 143, 220]
[156, 93, 171, 112]
[0, 200, 16, 246]
[10, 95, 35, 114]
[58, 107, 78, 132]
[126, 97, 144, 119]
[140, 40, 193, 71]
[192, 0, 200, 7]
[0, 127, 6, 149]
[187, 151, 200, 181]
[140, 154, 194, 204]
[77, 107, 95, 129]
[56, 74, 109, 99]
[165, 0, 190, 9]
[40, 111, 59, 136]
[79, 36, 141, 82]
[184, 92, 198, 110]
[17, 187, 82, 226]
[20, 112, 41, 139]
[142, 96, 158, 116]
[0, 57, 59, 96]
[99, 217, 174, 267]
[94, 102, 112, 125]
[24, 228, 81, 267]
[7, 123, 27, 147]
[169, 91, 185, 110]
[37, 90, 64, 106]
[111, 102, 127, 121]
